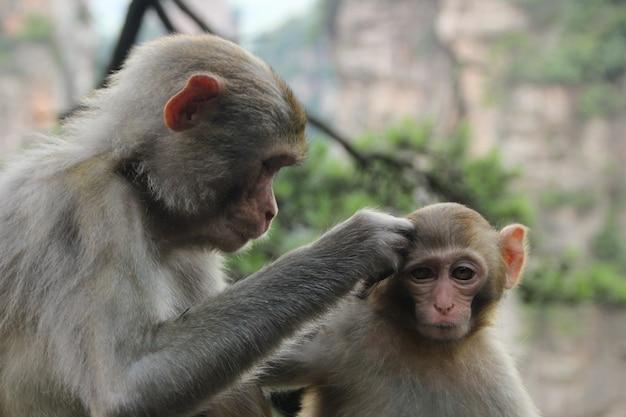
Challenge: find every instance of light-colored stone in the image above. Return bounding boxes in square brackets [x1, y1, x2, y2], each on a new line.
[330, 0, 460, 134]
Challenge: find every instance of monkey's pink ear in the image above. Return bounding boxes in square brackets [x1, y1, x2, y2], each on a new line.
[163, 74, 221, 132]
[499, 224, 528, 289]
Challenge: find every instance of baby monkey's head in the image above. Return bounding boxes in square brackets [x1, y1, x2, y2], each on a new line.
[372, 203, 528, 342]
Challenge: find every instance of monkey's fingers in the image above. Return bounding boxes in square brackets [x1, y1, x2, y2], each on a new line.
[397, 220, 418, 244]
[370, 237, 414, 283]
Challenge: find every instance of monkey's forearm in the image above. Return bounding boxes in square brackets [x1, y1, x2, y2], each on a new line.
[256, 324, 325, 389]
[92, 210, 412, 416]
[107, 246, 358, 417]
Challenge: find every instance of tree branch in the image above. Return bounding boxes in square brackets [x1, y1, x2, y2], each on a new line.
[306, 113, 369, 168]
[100, 0, 152, 88]
[171, 0, 216, 35]
[152, 0, 177, 33]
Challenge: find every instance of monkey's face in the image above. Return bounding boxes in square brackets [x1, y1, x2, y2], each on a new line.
[394, 203, 528, 342]
[149, 68, 306, 252]
[207, 154, 298, 252]
[402, 248, 488, 341]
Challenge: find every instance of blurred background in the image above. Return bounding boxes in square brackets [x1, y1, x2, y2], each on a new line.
[1, 0, 625, 416]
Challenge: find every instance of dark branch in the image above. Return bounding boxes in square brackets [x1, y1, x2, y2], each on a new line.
[100, 0, 152, 88]
[172, 0, 216, 34]
[152, 1, 177, 33]
[306, 113, 369, 168]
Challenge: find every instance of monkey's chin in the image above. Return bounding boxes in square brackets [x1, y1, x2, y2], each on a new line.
[214, 226, 250, 252]
[214, 236, 248, 253]
[418, 323, 468, 341]
[218, 222, 269, 253]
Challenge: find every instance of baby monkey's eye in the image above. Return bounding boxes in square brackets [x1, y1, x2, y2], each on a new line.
[451, 266, 475, 281]
[411, 266, 435, 280]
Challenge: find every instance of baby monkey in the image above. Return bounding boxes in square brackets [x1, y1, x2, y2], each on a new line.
[262, 203, 540, 417]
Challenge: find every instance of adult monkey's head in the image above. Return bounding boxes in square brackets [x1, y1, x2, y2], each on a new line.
[370, 203, 528, 342]
[92, 34, 307, 252]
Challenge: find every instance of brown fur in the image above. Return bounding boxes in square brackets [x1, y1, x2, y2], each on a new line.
[262, 203, 539, 417]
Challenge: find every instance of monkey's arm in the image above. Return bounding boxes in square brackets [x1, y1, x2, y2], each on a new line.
[85, 212, 413, 417]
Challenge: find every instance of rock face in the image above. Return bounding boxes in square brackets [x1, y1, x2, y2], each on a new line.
[436, 0, 528, 154]
[329, 1, 626, 416]
[0, 0, 96, 154]
[0, 0, 238, 156]
[330, 0, 460, 135]
[435, 0, 625, 258]
[496, 298, 626, 417]
[329, 0, 626, 256]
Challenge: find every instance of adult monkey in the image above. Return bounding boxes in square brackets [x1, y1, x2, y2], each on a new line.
[0, 35, 414, 417]
[262, 203, 540, 417]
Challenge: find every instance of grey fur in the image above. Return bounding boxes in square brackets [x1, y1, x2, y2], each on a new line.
[0, 34, 414, 417]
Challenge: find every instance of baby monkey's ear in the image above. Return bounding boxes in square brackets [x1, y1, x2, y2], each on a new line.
[499, 224, 528, 289]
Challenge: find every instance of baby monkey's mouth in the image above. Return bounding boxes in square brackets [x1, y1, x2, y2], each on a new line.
[432, 323, 456, 330]
[416, 322, 466, 342]
[415, 322, 458, 333]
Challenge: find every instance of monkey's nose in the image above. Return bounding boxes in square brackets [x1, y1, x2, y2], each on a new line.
[260, 210, 276, 234]
[434, 303, 454, 315]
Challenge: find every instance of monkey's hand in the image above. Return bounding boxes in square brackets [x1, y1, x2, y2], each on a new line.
[311, 209, 415, 284]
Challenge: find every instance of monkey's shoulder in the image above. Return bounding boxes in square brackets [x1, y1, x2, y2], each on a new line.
[315, 298, 388, 348]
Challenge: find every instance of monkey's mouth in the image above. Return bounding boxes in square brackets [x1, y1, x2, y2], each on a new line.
[417, 322, 457, 334]
[418, 322, 467, 341]
[431, 322, 456, 330]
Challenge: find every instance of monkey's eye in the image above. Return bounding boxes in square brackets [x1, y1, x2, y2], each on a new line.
[261, 160, 273, 174]
[262, 154, 297, 175]
[410, 266, 435, 280]
[451, 266, 476, 281]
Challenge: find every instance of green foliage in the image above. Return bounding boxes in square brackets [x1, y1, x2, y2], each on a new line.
[591, 209, 626, 266]
[500, 0, 626, 118]
[540, 187, 596, 215]
[520, 208, 626, 306]
[17, 13, 53, 42]
[522, 260, 626, 306]
[509, 0, 626, 83]
[424, 124, 532, 226]
[578, 83, 626, 118]
[229, 120, 531, 279]
[0, 37, 11, 65]
[369, 118, 432, 149]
